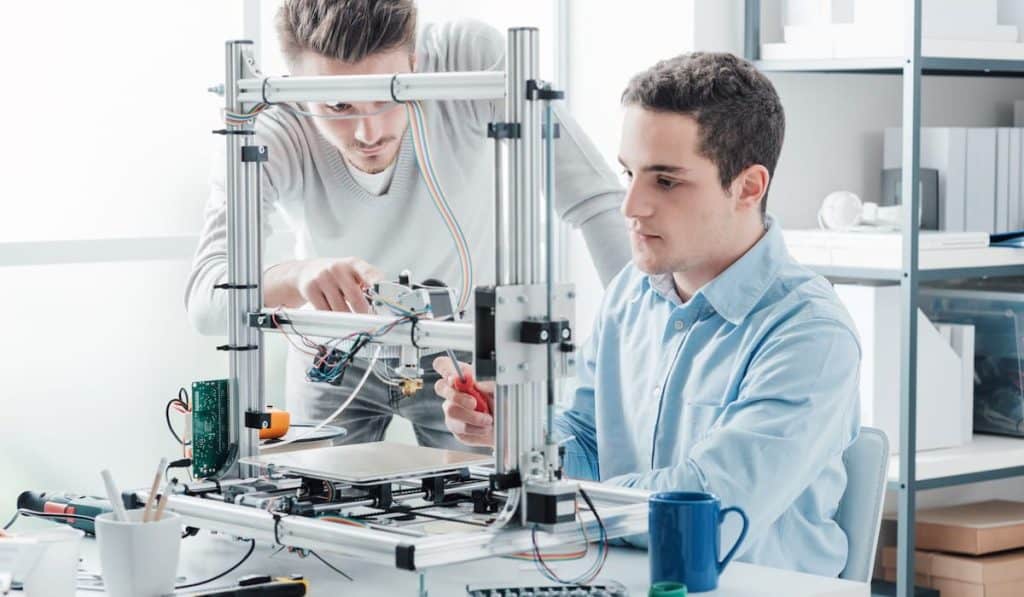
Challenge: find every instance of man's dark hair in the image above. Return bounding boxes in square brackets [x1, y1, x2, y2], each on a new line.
[277, 0, 417, 67]
[622, 52, 785, 212]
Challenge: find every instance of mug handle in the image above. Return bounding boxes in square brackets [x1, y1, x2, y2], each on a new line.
[717, 506, 749, 574]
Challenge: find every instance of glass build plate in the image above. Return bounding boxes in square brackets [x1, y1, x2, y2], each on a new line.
[240, 441, 492, 484]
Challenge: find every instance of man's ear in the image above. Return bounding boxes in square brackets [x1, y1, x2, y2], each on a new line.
[732, 164, 771, 213]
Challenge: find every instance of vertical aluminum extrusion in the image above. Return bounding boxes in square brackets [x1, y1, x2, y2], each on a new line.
[222, 40, 264, 478]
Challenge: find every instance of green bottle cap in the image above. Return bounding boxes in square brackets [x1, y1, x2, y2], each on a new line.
[649, 581, 687, 597]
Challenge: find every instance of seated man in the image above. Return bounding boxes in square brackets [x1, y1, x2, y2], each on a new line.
[434, 52, 861, 576]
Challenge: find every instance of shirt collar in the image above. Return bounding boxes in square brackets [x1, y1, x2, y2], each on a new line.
[644, 215, 788, 325]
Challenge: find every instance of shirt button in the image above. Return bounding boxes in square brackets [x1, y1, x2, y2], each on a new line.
[674, 320, 685, 331]
[653, 385, 662, 396]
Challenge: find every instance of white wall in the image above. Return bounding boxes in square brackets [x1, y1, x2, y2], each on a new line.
[0, 2, 244, 522]
[565, 0, 697, 332]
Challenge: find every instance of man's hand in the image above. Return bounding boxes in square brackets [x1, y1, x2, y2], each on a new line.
[433, 356, 495, 447]
[264, 257, 384, 313]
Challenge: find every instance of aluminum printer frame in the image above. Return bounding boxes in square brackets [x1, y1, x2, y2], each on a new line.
[146, 28, 649, 572]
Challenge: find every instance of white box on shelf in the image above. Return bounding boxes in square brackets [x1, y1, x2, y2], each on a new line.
[965, 128, 997, 233]
[1001, 0, 1024, 41]
[997, 129, 1011, 232]
[1010, 128, 1022, 230]
[836, 284, 966, 452]
[942, 323, 975, 445]
[852, 0, 906, 27]
[780, 229, 1024, 271]
[924, 38, 1024, 59]
[924, 24, 1019, 43]
[761, 41, 833, 61]
[885, 127, 968, 231]
[784, 0, 843, 27]
[924, 0, 1001, 37]
[833, 24, 902, 58]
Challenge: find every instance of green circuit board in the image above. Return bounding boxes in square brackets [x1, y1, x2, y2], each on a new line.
[191, 379, 230, 478]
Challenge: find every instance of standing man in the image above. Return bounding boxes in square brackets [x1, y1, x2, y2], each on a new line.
[186, 0, 630, 451]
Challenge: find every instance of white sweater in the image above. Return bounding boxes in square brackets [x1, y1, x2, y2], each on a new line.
[186, 19, 629, 338]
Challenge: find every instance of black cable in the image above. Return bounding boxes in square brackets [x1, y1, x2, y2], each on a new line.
[175, 538, 255, 590]
[309, 550, 354, 581]
[577, 488, 605, 533]
[3, 511, 18, 530]
[165, 398, 191, 446]
[14, 509, 96, 525]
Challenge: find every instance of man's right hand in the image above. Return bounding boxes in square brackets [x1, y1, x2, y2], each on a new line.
[264, 257, 384, 313]
[433, 356, 495, 447]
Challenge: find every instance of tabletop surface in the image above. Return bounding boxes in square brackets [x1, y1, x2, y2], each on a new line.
[74, 531, 869, 596]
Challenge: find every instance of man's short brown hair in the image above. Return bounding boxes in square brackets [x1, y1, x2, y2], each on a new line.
[622, 52, 785, 212]
[276, 0, 417, 67]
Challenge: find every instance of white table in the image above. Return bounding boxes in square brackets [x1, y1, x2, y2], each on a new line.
[75, 531, 869, 596]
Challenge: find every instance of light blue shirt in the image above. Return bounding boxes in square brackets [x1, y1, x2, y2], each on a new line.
[555, 217, 861, 576]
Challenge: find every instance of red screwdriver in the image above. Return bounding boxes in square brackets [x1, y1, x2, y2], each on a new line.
[446, 349, 491, 415]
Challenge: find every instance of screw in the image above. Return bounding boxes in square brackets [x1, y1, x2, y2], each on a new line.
[498, 297, 506, 305]
[567, 359, 576, 367]
[516, 295, 527, 303]
[518, 363, 529, 371]
[567, 291, 576, 299]
[561, 329, 570, 339]
[498, 366, 507, 373]
[540, 330, 550, 341]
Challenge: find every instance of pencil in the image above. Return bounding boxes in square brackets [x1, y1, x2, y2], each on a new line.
[154, 481, 174, 522]
[143, 457, 168, 523]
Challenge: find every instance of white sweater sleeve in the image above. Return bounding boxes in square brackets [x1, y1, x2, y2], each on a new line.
[184, 109, 307, 336]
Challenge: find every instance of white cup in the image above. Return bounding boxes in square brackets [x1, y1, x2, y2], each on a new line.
[96, 509, 181, 597]
[20, 526, 84, 597]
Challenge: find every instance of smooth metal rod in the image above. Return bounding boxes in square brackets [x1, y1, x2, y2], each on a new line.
[238, 71, 505, 104]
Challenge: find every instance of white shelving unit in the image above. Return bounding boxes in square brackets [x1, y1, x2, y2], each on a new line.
[744, 2, 1024, 596]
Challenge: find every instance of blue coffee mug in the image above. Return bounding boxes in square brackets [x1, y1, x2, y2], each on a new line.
[649, 491, 749, 593]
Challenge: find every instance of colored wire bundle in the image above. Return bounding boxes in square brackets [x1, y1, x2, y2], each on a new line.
[406, 100, 474, 313]
[223, 103, 269, 126]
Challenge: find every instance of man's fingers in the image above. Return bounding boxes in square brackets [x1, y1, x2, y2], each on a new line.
[433, 377, 454, 399]
[457, 423, 492, 436]
[308, 289, 330, 311]
[455, 432, 492, 447]
[323, 284, 350, 312]
[432, 356, 460, 379]
[354, 259, 385, 285]
[328, 265, 370, 314]
[443, 398, 492, 427]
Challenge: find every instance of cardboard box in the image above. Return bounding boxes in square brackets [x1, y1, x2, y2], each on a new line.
[915, 500, 1024, 555]
[881, 546, 1024, 597]
[880, 566, 931, 587]
[881, 547, 935, 586]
